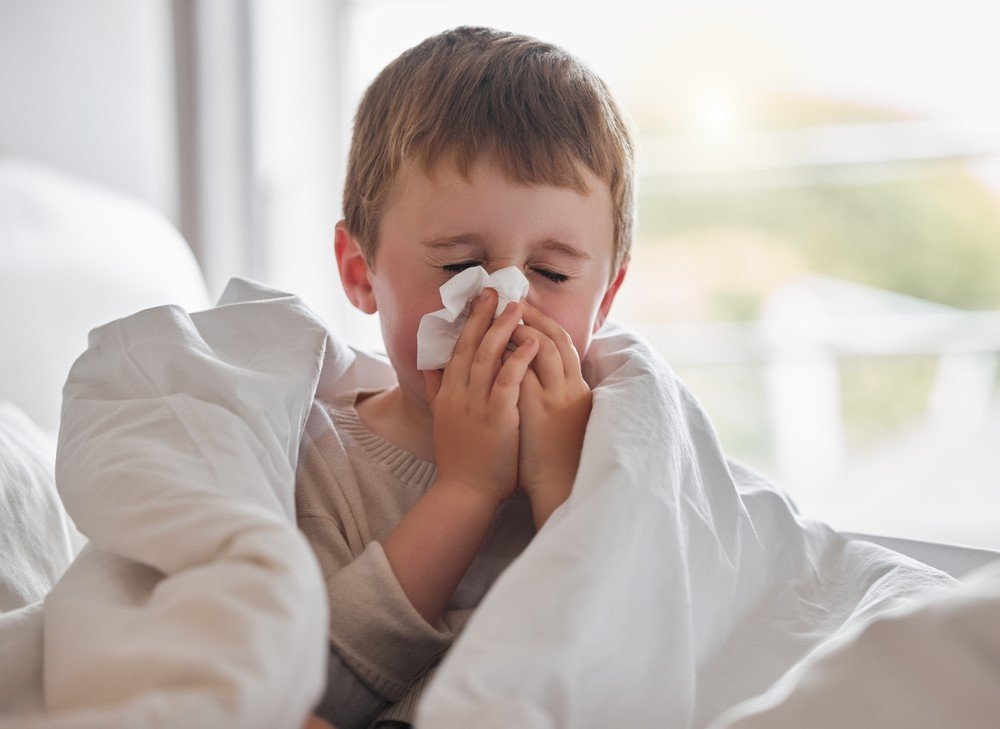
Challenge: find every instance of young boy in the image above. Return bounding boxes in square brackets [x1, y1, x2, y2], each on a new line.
[296, 26, 634, 728]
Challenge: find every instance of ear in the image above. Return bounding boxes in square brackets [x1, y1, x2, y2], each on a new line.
[592, 261, 628, 334]
[334, 220, 378, 315]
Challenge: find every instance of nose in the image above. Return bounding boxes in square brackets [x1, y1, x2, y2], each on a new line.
[483, 262, 526, 275]
[481, 262, 534, 299]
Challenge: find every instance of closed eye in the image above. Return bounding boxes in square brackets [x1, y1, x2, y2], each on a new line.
[442, 261, 479, 273]
[532, 268, 569, 283]
[442, 261, 568, 284]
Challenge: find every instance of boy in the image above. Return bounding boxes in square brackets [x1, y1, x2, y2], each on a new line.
[296, 25, 634, 728]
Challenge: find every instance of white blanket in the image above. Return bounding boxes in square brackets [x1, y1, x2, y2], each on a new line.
[0, 278, 391, 728]
[418, 312, 961, 727]
[0, 278, 961, 727]
[709, 558, 1000, 728]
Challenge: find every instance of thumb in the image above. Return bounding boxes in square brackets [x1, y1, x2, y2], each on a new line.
[422, 368, 443, 414]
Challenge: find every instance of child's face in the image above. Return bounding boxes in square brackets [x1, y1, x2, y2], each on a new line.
[337, 155, 627, 401]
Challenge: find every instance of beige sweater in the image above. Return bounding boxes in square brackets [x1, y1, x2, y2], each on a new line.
[295, 388, 536, 727]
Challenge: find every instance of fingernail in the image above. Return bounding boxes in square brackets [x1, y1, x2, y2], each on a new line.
[504, 301, 516, 314]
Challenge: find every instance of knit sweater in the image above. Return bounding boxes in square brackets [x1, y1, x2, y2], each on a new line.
[295, 388, 536, 727]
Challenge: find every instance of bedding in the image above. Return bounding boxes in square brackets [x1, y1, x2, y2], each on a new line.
[0, 401, 74, 613]
[0, 276, 973, 727]
[0, 279, 339, 728]
[416, 315, 961, 728]
[710, 558, 1000, 728]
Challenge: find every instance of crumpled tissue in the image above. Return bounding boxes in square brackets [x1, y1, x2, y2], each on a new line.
[416, 265, 529, 370]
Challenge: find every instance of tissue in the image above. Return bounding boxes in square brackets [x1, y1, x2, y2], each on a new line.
[416, 265, 529, 370]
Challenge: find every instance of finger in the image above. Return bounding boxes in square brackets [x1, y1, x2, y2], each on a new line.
[519, 301, 582, 378]
[469, 300, 524, 403]
[509, 324, 563, 389]
[443, 287, 499, 390]
[518, 365, 542, 408]
[423, 368, 443, 415]
[490, 336, 538, 411]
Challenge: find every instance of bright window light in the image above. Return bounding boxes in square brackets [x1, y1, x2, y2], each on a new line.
[260, 0, 1000, 548]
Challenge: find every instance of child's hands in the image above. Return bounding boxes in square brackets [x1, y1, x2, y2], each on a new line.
[423, 288, 539, 507]
[504, 301, 592, 528]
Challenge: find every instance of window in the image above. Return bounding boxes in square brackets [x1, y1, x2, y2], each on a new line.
[260, 0, 1000, 547]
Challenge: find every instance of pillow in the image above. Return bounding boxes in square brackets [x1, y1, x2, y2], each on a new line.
[0, 158, 213, 436]
[0, 400, 75, 612]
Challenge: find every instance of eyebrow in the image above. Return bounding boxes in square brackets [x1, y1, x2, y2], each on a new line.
[420, 233, 592, 261]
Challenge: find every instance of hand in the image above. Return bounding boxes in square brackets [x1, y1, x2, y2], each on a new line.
[504, 301, 592, 528]
[423, 287, 539, 506]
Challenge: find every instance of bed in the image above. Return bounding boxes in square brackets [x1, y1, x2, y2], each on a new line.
[1, 157, 214, 596]
[1, 158, 997, 727]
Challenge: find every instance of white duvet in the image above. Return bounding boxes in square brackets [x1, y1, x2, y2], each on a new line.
[0, 277, 967, 728]
[418, 299, 962, 728]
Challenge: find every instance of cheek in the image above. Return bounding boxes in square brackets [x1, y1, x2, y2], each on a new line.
[567, 325, 592, 364]
[390, 292, 450, 368]
[384, 318, 417, 363]
[536, 304, 594, 363]
[386, 309, 429, 370]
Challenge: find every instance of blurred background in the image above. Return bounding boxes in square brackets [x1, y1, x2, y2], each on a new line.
[1, 0, 997, 548]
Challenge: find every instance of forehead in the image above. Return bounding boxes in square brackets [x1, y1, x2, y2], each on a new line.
[383, 154, 614, 258]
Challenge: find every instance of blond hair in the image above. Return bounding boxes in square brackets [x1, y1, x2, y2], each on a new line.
[342, 26, 636, 283]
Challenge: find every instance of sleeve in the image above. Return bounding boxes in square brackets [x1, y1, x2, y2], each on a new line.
[313, 643, 387, 729]
[298, 516, 454, 706]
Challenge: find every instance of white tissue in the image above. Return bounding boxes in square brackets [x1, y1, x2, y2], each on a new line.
[416, 265, 530, 370]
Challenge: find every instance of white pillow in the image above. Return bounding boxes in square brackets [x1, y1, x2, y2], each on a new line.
[0, 158, 213, 436]
[0, 400, 75, 612]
